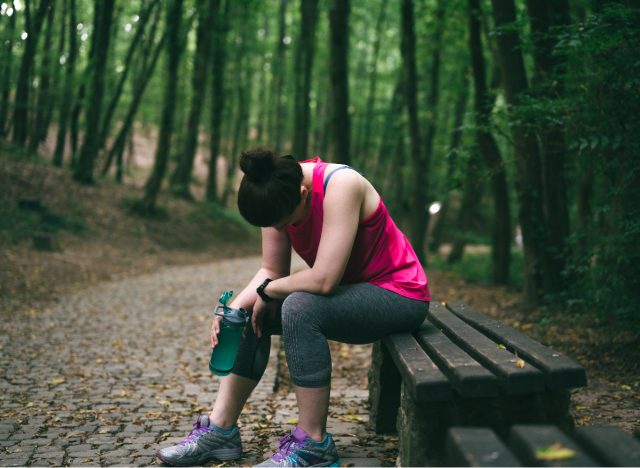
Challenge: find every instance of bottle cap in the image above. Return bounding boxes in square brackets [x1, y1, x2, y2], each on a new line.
[214, 305, 249, 325]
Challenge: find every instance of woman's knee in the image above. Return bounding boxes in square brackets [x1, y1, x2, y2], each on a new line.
[281, 291, 323, 331]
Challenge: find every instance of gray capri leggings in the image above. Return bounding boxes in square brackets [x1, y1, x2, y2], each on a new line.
[232, 283, 428, 388]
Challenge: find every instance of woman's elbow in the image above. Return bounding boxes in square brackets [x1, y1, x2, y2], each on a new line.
[318, 276, 339, 295]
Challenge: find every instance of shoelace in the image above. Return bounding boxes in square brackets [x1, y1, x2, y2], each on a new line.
[180, 419, 211, 446]
[272, 433, 301, 462]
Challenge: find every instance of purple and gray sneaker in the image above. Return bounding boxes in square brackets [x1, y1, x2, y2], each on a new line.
[156, 415, 242, 466]
[257, 426, 340, 467]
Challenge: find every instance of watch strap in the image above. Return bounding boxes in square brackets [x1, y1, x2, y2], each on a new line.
[257, 278, 274, 302]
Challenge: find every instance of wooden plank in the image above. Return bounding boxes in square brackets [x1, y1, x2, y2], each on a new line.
[427, 302, 545, 395]
[447, 301, 587, 391]
[574, 426, 640, 467]
[509, 425, 598, 467]
[383, 333, 452, 403]
[415, 322, 499, 398]
[446, 427, 522, 467]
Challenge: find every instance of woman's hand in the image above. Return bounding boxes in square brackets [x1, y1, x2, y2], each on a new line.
[210, 315, 222, 349]
[251, 297, 269, 338]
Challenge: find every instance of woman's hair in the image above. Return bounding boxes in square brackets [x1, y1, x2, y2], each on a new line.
[237, 148, 303, 227]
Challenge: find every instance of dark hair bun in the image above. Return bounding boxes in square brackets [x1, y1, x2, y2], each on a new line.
[240, 149, 276, 183]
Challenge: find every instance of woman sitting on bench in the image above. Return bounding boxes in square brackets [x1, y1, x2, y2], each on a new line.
[157, 148, 430, 467]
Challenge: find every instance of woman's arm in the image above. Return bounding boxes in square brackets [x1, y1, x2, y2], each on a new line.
[227, 228, 292, 310]
[212, 228, 291, 345]
[262, 170, 364, 298]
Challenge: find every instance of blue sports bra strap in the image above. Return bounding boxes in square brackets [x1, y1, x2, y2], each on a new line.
[323, 165, 352, 193]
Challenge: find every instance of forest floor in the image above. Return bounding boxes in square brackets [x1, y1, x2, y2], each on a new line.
[1, 151, 639, 445]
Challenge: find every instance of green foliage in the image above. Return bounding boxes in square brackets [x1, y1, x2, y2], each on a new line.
[555, 5, 640, 326]
[0, 202, 85, 245]
[430, 246, 524, 289]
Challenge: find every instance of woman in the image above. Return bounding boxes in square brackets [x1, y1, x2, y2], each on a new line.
[157, 149, 430, 467]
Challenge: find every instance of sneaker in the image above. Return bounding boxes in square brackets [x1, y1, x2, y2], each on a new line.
[156, 415, 242, 466]
[257, 426, 340, 467]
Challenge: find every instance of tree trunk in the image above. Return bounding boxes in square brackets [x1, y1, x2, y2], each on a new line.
[374, 75, 404, 183]
[52, 0, 76, 166]
[401, 0, 426, 263]
[526, 0, 571, 292]
[73, 0, 115, 183]
[170, 0, 216, 199]
[329, 0, 351, 164]
[421, 0, 445, 187]
[491, 0, 549, 304]
[139, 0, 183, 213]
[12, 0, 51, 147]
[0, 1, 17, 137]
[255, 13, 270, 144]
[270, 0, 288, 152]
[467, 0, 511, 284]
[28, 0, 55, 152]
[206, 0, 230, 203]
[292, 0, 320, 159]
[222, 6, 251, 207]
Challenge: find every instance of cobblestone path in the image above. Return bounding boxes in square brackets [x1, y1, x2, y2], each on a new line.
[1, 256, 397, 467]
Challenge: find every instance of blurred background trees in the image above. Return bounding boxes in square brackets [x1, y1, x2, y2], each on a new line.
[1, 0, 638, 326]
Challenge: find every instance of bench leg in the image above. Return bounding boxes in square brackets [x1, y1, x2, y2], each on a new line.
[543, 390, 574, 433]
[397, 384, 450, 466]
[368, 341, 401, 434]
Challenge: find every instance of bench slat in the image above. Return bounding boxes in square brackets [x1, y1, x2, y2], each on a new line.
[447, 427, 522, 467]
[447, 301, 587, 390]
[574, 426, 640, 467]
[509, 425, 598, 467]
[427, 303, 545, 394]
[383, 333, 451, 403]
[415, 321, 499, 398]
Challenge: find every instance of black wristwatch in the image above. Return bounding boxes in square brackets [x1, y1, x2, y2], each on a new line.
[256, 278, 274, 303]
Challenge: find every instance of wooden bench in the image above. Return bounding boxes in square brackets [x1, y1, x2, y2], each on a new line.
[446, 425, 640, 466]
[367, 301, 588, 466]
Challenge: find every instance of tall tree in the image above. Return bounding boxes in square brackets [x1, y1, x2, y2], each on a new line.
[400, 0, 426, 262]
[222, 3, 252, 207]
[98, 0, 161, 153]
[421, 0, 446, 194]
[270, 0, 288, 152]
[466, 0, 511, 283]
[206, 0, 230, 202]
[28, 0, 55, 152]
[73, 0, 115, 183]
[0, 1, 17, 137]
[491, 0, 550, 303]
[292, 0, 320, 158]
[170, 0, 216, 199]
[11, 0, 52, 147]
[52, 0, 76, 166]
[526, 0, 571, 292]
[103, 22, 166, 182]
[328, 0, 351, 164]
[139, 0, 183, 212]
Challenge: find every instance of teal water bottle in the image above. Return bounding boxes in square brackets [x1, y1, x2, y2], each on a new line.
[209, 291, 249, 377]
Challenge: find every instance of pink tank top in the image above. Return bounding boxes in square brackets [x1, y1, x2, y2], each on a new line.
[286, 158, 430, 301]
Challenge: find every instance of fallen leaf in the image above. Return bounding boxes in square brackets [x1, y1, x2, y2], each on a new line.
[287, 418, 299, 424]
[621, 384, 632, 391]
[516, 359, 525, 368]
[497, 344, 506, 350]
[535, 443, 576, 461]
